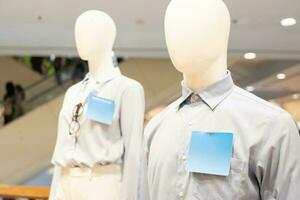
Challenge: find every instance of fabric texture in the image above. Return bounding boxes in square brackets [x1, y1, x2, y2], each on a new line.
[56, 165, 121, 200]
[143, 71, 300, 200]
[49, 67, 145, 200]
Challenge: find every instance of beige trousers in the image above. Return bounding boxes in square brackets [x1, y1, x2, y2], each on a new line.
[56, 164, 121, 200]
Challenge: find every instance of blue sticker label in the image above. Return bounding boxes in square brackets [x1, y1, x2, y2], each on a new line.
[186, 131, 233, 176]
[86, 94, 115, 125]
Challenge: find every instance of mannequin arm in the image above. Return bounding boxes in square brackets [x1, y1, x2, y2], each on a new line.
[139, 145, 150, 200]
[256, 112, 300, 199]
[48, 165, 62, 200]
[120, 82, 145, 200]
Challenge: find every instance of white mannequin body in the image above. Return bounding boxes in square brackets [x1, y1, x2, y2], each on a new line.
[50, 10, 145, 200]
[143, 1, 300, 199]
[165, 0, 231, 91]
[75, 10, 116, 80]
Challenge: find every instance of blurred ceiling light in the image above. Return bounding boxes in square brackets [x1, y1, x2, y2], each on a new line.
[281, 18, 297, 27]
[292, 94, 300, 100]
[246, 86, 255, 92]
[276, 73, 286, 80]
[244, 52, 256, 60]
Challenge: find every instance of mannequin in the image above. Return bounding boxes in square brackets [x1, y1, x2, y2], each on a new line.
[50, 10, 145, 200]
[143, 0, 300, 199]
[75, 10, 115, 80]
[165, 0, 230, 91]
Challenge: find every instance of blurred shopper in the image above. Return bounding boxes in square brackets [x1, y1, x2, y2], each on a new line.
[3, 82, 16, 124]
[54, 57, 63, 85]
[30, 57, 44, 74]
[0, 100, 5, 127]
[15, 84, 25, 117]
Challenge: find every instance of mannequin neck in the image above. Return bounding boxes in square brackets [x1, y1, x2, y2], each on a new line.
[88, 52, 114, 81]
[183, 53, 227, 92]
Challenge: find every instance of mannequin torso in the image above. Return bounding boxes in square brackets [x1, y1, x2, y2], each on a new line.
[144, 0, 300, 199]
[50, 10, 145, 200]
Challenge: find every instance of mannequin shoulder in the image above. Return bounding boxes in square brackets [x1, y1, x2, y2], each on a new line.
[144, 98, 182, 149]
[235, 88, 299, 135]
[231, 86, 289, 118]
[145, 98, 182, 135]
[63, 81, 84, 100]
[119, 75, 144, 94]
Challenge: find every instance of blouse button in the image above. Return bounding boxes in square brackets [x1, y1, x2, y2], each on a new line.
[178, 191, 184, 198]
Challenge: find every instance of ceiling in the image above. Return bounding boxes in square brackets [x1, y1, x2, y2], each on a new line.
[0, 0, 299, 58]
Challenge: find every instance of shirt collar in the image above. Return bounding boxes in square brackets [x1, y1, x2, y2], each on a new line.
[179, 70, 234, 110]
[83, 66, 121, 85]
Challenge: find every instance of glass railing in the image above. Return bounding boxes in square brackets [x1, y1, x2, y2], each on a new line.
[2, 56, 124, 122]
[22, 65, 85, 115]
[23, 76, 71, 114]
[23, 75, 64, 113]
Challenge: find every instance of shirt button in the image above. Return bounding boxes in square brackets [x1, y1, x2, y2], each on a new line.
[188, 121, 192, 126]
[191, 94, 200, 102]
[178, 191, 184, 198]
[181, 155, 187, 161]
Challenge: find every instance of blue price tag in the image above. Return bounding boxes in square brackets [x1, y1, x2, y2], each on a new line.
[186, 131, 233, 176]
[86, 94, 115, 125]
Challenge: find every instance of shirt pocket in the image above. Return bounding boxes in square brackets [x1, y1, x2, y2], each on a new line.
[84, 95, 120, 131]
[188, 157, 246, 200]
[86, 112, 121, 141]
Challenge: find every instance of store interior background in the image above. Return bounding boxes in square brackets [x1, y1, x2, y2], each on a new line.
[0, 0, 299, 195]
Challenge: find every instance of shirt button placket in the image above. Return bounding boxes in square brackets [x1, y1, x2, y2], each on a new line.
[176, 123, 190, 200]
[176, 150, 187, 200]
[181, 154, 187, 161]
[178, 191, 184, 199]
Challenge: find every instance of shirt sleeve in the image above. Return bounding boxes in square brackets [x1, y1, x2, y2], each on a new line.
[49, 166, 62, 200]
[120, 82, 145, 200]
[49, 90, 70, 200]
[140, 127, 151, 200]
[256, 112, 300, 200]
[49, 114, 67, 200]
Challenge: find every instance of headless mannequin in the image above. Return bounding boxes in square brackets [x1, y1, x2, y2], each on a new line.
[165, 0, 230, 91]
[75, 10, 116, 81]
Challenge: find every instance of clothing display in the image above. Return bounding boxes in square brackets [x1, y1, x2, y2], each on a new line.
[1, 1, 300, 200]
[144, 71, 300, 200]
[50, 67, 145, 200]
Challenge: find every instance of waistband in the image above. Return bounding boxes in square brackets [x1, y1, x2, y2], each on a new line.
[61, 164, 121, 177]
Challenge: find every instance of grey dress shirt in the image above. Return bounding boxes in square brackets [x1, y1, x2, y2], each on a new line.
[144, 71, 300, 200]
[50, 67, 145, 200]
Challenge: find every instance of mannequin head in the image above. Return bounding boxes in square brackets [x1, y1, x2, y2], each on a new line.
[75, 10, 116, 61]
[165, 0, 231, 75]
